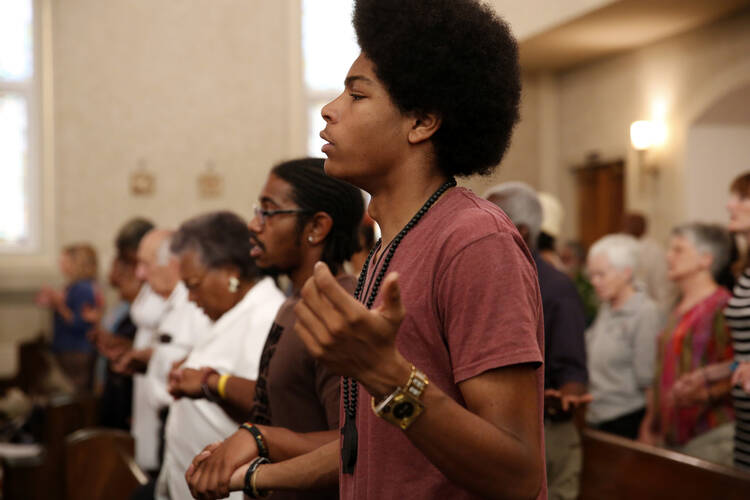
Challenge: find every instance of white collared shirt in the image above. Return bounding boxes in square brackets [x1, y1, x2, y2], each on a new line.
[132, 281, 211, 470]
[158, 277, 285, 500]
[130, 283, 169, 470]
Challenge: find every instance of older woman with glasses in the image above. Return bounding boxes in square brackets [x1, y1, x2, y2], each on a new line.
[639, 222, 734, 466]
[156, 211, 285, 500]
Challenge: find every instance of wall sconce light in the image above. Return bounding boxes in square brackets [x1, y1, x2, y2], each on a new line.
[630, 120, 665, 179]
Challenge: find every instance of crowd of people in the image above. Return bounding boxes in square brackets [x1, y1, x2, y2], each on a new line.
[12, 0, 750, 499]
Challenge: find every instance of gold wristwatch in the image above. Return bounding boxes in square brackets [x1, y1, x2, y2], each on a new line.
[371, 365, 429, 430]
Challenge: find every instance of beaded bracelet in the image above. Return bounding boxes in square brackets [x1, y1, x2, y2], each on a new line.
[243, 456, 271, 498]
[241, 422, 269, 458]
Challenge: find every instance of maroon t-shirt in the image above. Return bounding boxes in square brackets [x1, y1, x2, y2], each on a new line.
[339, 187, 547, 500]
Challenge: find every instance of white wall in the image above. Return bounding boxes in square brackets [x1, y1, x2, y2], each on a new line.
[685, 125, 750, 225]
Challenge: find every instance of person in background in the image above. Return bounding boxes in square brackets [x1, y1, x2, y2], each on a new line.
[88, 217, 155, 429]
[486, 181, 588, 500]
[561, 240, 598, 327]
[538, 192, 566, 272]
[36, 243, 102, 392]
[639, 223, 734, 466]
[622, 212, 678, 313]
[585, 234, 664, 439]
[156, 211, 285, 500]
[345, 215, 376, 277]
[727, 171, 750, 469]
[671, 171, 750, 469]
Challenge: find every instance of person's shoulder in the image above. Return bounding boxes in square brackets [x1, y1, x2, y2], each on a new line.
[433, 187, 523, 248]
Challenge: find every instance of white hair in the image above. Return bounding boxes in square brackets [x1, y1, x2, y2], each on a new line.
[588, 233, 639, 276]
[485, 182, 542, 245]
[156, 235, 173, 266]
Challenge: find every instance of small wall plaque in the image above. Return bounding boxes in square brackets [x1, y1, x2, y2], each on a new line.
[198, 161, 223, 199]
[130, 159, 155, 196]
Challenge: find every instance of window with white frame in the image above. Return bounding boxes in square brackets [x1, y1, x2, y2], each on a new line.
[0, 0, 38, 252]
[301, 0, 359, 157]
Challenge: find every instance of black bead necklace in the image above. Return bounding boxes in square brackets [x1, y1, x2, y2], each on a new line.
[340, 177, 457, 474]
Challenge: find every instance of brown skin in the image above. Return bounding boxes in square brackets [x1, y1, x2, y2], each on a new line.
[185, 176, 341, 500]
[167, 250, 262, 422]
[222, 53, 543, 500]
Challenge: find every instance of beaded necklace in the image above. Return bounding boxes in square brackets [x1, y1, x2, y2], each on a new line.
[341, 177, 457, 474]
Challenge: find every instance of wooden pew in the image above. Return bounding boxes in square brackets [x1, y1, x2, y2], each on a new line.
[580, 427, 750, 500]
[2, 393, 99, 500]
[65, 428, 148, 500]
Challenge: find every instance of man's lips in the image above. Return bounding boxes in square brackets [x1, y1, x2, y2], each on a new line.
[249, 234, 265, 258]
[320, 130, 335, 153]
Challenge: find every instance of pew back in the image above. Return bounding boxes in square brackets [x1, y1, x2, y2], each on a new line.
[65, 428, 148, 500]
[580, 428, 750, 500]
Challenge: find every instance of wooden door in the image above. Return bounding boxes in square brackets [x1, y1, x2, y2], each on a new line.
[574, 159, 624, 250]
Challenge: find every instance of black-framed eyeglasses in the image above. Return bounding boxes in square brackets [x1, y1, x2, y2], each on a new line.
[253, 204, 312, 227]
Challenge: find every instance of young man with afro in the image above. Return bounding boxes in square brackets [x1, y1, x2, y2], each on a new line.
[191, 1, 546, 498]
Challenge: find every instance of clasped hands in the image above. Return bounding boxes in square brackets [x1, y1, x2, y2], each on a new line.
[184, 262, 409, 499]
[168, 361, 216, 400]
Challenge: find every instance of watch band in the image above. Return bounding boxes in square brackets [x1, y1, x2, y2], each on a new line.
[371, 365, 429, 430]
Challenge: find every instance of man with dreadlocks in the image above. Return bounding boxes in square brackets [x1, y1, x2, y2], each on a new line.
[190, 1, 545, 499]
[185, 158, 364, 500]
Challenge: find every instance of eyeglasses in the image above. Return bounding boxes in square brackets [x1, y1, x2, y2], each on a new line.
[253, 204, 312, 227]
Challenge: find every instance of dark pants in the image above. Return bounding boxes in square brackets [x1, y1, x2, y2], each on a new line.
[130, 478, 156, 500]
[594, 407, 646, 440]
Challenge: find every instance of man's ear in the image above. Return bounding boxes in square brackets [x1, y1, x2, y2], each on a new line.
[305, 212, 334, 246]
[407, 111, 442, 145]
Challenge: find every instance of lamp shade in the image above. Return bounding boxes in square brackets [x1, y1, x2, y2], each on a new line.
[630, 120, 655, 150]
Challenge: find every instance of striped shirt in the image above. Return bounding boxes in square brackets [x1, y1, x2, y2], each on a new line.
[725, 268, 750, 469]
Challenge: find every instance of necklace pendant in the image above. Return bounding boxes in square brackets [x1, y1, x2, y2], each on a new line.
[341, 411, 359, 474]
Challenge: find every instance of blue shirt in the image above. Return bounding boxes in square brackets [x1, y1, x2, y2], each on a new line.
[52, 279, 97, 353]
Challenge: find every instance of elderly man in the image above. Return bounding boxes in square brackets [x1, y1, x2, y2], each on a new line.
[486, 182, 589, 500]
[116, 229, 210, 479]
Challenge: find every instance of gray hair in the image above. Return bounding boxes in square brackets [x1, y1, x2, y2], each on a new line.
[672, 223, 731, 278]
[588, 234, 639, 277]
[171, 211, 260, 281]
[484, 182, 542, 246]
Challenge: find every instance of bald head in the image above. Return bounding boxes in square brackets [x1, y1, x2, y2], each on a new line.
[136, 229, 178, 297]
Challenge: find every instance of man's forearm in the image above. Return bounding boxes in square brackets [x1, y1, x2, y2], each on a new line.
[205, 374, 257, 420]
[230, 439, 340, 493]
[402, 378, 542, 500]
[258, 427, 338, 463]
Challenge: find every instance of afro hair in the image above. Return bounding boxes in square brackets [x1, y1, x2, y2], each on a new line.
[353, 0, 521, 177]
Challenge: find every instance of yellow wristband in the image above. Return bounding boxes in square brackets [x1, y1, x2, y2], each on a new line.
[217, 374, 230, 399]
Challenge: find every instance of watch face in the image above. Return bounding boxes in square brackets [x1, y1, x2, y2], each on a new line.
[392, 401, 415, 419]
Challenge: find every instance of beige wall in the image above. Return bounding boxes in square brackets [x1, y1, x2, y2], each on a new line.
[0, 0, 306, 345]
[555, 8, 750, 244]
[475, 7, 750, 246]
[685, 125, 750, 225]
